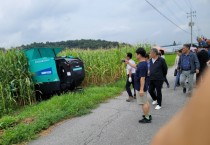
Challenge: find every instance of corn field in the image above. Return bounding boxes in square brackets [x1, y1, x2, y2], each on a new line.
[59, 44, 151, 86]
[0, 50, 35, 116]
[0, 45, 150, 116]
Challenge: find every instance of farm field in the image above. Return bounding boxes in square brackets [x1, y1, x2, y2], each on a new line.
[0, 46, 176, 145]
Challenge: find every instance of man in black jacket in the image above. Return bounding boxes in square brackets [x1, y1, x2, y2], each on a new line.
[196, 46, 208, 84]
[149, 48, 168, 110]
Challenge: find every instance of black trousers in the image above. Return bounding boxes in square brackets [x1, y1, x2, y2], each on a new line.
[149, 80, 164, 106]
[164, 77, 169, 86]
[125, 74, 136, 97]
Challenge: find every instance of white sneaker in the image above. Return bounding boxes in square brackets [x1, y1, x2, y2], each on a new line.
[155, 105, 161, 110]
[152, 100, 157, 105]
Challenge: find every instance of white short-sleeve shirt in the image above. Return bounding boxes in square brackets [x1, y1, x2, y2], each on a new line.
[126, 59, 136, 75]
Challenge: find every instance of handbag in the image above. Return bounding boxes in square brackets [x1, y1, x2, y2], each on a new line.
[174, 69, 177, 76]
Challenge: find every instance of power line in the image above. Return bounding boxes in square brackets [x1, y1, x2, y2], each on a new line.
[145, 0, 190, 34]
[172, 0, 187, 13]
[159, 0, 186, 25]
[184, 0, 191, 10]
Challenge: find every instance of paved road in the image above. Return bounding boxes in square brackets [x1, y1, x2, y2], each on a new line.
[29, 68, 189, 145]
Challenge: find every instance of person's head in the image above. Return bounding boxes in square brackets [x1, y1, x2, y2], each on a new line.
[150, 48, 159, 59]
[145, 53, 150, 61]
[126, 52, 132, 60]
[158, 52, 162, 57]
[206, 39, 210, 46]
[177, 50, 182, 56]
[135, 47, 146, 60]
[197, 37, 202, 43]
[182, 44, 191, 54]
[160, 50, 165, 56]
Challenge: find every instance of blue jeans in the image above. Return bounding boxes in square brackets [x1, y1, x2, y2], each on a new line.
[174, 71, 180, 90]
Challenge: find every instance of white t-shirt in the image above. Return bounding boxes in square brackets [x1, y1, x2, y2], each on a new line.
[174, 55, 180, 69]
[126, 59, 136, 75]
[152, 58, 156, 64]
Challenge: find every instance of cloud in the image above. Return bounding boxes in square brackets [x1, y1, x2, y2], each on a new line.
[0, 0, 209, 48]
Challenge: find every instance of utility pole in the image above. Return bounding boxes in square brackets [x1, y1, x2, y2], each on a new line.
[187, 10, 196, 47]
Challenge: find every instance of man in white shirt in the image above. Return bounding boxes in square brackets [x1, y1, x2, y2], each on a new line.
[125, 53, 136, 102]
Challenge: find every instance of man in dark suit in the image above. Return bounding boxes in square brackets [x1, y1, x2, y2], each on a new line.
[149, 48, 168, 110]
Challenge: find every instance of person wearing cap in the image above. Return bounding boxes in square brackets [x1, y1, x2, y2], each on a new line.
[178, 44, 200, 95]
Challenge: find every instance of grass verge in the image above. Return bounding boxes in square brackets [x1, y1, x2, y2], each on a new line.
[0, 79, 125, 145]
[165, 54, 176, 67]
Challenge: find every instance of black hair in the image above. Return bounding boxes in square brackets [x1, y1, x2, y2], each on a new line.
[160, 50, 165, 55]
[158, 52, 162, 56]
[136, 47, 146, 57]
[127, 52, 132, 59]
[178, 50, 182, 53]
[183, 44, 191, 49]
[145, 53, 150, 59]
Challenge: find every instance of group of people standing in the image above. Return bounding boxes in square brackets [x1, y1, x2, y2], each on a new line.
[124, 47, 168, 124]
[124, 39, 210, 124]
[174, 38, 210, 96]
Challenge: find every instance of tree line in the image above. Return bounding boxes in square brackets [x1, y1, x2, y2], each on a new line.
[19, 39, 130, 50]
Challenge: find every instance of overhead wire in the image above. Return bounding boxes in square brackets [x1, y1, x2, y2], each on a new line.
[159, 0, 186, 25]
[144, 0, 190, 35]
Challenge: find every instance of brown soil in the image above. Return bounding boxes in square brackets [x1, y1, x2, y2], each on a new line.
[21, 117, 35, 124]
[39, 119, 69, 137]
[0, 129, 4, 136]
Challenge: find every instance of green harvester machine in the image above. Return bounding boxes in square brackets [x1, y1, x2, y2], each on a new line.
[24, 48, 85, 96]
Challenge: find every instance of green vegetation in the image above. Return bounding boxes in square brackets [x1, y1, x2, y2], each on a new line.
[0, 79, 125, 145]
[20, 39, 130, 50]
[165, 54, 176, 67]
[0, 44, 176, 144]
[0, 50, 35, 116]
[0, 45, 174, 116]
[59, 44, 151, 86]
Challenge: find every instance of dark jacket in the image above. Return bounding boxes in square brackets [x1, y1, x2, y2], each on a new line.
[197, 49, 208, 72]
[178, 52, 200, 74]
[149, 57, 168, 81]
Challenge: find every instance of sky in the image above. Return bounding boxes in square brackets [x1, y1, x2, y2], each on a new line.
[0, 0, 209, 48]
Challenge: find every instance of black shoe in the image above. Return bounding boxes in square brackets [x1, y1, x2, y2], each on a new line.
[142, 115, 152, 120]
[139, 118, 151, 123]
[126, 97, 133, 102]
[183, 88, 186, 93]
[167, 84, 170, 88]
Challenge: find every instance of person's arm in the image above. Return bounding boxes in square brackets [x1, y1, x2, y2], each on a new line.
[140, 77, 145, 97]
[178, 55, 181, 70]
[125, 60, 137, 69]
[128, 69, 132, 77]
[150, 68, 210, 145]
[193, 53, 200, 74]
[126, 64, 132, 82]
